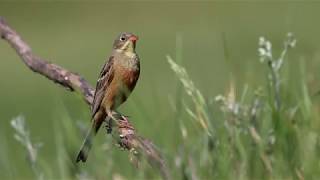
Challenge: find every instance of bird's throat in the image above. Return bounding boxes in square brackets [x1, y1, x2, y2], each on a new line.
[116, 48, 136, 58]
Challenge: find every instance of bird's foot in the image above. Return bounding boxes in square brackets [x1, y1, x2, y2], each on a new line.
[118, 116, 134, 130]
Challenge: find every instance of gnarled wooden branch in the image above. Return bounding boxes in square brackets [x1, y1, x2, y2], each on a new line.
[0, 17, 170, 179]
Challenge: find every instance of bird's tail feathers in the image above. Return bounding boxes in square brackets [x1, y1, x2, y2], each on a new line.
[76, 128, 94, 163]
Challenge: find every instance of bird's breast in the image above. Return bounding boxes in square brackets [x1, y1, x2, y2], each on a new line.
[116, 64, 140, 91]
[101, 53, 140, 110]
[115, 54, 140, 87]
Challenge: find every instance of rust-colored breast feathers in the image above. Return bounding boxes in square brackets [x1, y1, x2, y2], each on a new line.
[100, 58, 140, 110]
[121, 68, 140, 92]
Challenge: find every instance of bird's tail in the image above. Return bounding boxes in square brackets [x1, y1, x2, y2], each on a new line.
[76, 128, 94, 163]
[76, 112, 106, 163]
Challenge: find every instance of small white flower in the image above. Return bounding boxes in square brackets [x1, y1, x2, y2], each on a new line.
[258, 48, 266, 56]
[287, 32, 293, 37]
[259, 37, 266, 46]
[285, 32, 296, 48]
[265, 41, 272, 51]
[259, 57, 265, 63]
[215, 95, 225, 102]
[289, 39, 296, 48]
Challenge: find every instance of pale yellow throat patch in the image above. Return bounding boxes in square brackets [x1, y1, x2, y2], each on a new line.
[117, 41, 135, 58]
[124, 51, 135, 58]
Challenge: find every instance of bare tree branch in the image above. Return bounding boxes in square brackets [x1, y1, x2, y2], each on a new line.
[0, 17, 170, 180]
[0, 17, 94, 104]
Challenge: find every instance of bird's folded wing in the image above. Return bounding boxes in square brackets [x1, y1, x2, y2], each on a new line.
[91, 56, 115, 118]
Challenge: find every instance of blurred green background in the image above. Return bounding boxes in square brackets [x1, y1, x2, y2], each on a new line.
[1, 1, 320, 179]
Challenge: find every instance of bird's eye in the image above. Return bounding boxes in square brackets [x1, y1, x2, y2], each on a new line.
[120, 37, 126, 41]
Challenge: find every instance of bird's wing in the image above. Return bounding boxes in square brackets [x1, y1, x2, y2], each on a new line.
[91, 56, 115, 118]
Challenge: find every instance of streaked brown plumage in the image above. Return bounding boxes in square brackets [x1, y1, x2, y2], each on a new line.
[76, 32, 140, 163]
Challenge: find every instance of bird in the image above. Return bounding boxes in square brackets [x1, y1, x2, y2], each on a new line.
[76, 32, 140, 163]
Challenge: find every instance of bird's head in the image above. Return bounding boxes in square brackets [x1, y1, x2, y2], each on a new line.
[113, 32, 138, 53]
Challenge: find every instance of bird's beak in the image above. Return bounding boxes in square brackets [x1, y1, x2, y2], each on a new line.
[129, 35, 139, 42]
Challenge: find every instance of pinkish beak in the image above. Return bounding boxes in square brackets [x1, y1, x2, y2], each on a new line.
[129, 35, 139, 42]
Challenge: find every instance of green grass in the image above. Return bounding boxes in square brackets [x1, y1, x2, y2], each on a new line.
[164, 33, 319, 179]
